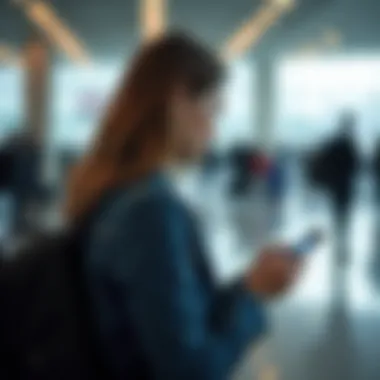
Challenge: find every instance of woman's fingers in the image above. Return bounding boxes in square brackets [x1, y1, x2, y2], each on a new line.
[245, 246, 303, 298]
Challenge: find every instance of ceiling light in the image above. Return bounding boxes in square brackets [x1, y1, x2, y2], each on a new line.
[14, 0, 91, 65]
[222, 0, 296, 61]
[140, 0, 167, 41]
[273, 0, 296, 10]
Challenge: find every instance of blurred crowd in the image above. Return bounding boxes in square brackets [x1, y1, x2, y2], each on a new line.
[2, 108, 380, 261]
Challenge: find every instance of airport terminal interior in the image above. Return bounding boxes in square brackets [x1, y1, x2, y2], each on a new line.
[2, 0, 380, 379]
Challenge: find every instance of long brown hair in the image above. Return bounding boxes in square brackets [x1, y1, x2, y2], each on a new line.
[66, 32, 224, 221]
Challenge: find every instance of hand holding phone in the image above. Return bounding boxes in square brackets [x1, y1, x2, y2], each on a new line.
[245, 245, 301, 298]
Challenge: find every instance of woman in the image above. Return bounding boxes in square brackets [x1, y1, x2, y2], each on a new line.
[66, 32, 301, 380]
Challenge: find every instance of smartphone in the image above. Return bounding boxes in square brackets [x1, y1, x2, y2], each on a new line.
[292, 230, 323, 257]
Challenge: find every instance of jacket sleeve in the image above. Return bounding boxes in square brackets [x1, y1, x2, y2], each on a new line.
[108, 194, 267, 380]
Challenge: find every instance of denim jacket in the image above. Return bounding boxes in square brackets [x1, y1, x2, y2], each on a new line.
[84, 173, 266, 379]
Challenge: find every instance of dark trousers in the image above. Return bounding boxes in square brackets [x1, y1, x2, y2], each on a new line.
[331, 190, 352, 266]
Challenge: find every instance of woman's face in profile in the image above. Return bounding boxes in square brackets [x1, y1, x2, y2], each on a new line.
[169, 87, 221, 160]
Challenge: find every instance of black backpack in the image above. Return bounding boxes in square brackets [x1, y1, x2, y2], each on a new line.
[0, 227, 108, 380]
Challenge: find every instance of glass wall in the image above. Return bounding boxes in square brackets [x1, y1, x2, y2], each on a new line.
[50, 61, 255, 153]
[0, 68, 24, 140]
[0, 61, 256, 167]
[214, 60, 255, 151]
[50, 65, 121, 150]
[276, 56, 380, 154]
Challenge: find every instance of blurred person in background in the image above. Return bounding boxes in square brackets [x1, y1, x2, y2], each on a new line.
[266, 149, 289, 228]
[371, 138, 380, 281]
[65, 32, 302, 380]
[228, 145, 265, 197]
[310, 112, 359, 265]
[0, 130, 42, 240]
[372, 138, 380, 203]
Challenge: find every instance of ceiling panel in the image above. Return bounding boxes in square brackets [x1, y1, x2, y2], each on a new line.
[47, 0, 139, 60]
[1, 0, 380, 64]
[0, 1, 31, 49]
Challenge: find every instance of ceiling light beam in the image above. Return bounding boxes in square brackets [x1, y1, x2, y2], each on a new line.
[13, 0, 91, 65]
[222, 0, 296, 61]
[140, 0, 167, 42]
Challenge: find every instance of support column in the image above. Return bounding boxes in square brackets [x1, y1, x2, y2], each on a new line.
[256, 57, 276, 152]
[24, 35, 51, 184]
[24, 36, 50, 146]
